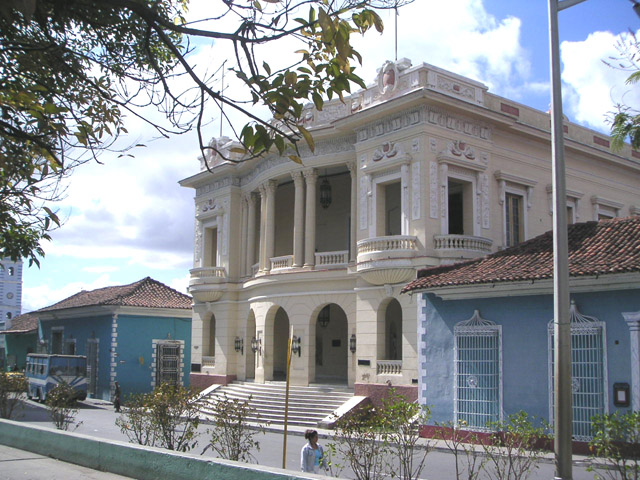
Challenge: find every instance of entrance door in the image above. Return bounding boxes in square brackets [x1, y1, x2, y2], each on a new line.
[314, 304, 348, 384]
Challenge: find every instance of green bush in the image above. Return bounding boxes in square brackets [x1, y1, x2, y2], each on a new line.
[0, 372, 27, 419]
[589, 411, 640, 480]
[201, 394, 263, 462]
[45, 381, 80, 431]
[116, 382, 200, 452]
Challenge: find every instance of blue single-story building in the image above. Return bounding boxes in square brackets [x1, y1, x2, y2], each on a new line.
[35, 277, 192, 401]
[1, 312, 38, 371]
[402, 216, 640, 441]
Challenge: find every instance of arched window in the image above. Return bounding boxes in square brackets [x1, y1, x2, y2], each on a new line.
[548, 302, 607, 441]
[454, 310, 502, 430]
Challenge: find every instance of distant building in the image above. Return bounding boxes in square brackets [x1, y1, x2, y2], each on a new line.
[29, 277, 192, 400]
[180, 58, 640, 401]
[1, 312, 38, 372]
[403, 216, 640, 441]
[0, 259, 23, 370]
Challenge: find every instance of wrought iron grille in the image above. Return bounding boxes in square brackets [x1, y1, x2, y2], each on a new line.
[548, 302, 608, 441]
[157, 343, 180, 385]
[454, 311, 502, 431]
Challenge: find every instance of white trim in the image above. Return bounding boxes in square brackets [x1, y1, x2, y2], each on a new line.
[623, 311, 640, 410]
[418, 272, 640, 300]
[591, 195, 623, 221]
[38, 306, 192, 320]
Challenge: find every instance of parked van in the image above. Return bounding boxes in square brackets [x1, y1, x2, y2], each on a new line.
[25, 354, 88, 402]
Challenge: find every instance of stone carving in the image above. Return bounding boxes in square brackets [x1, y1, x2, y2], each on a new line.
[429, 138, 437, 153]
[437, 75, 476, 101]
[221, 199, 229, 255]
[376, 58, 412, 96]
[372, 142, 399, 162]
[359, 175, 368, 230]
[427, 107, 491, 140]
[194, 218, 202, 264]
[446, 140, 475, 159]
[481, 173, 490, 229]
[356, 108, 421, 143]
[412, 138, 420, 153]
[199, 198, 218, 215]
[430, 162, 438, 219]
[412, 162, 421, 220]
[439, 164, 448, 219]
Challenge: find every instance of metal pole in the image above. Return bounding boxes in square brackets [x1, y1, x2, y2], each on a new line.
[548, 1, 575, 478]
[282, 326, 293, 469]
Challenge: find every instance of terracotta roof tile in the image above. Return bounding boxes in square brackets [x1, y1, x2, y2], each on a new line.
[402, 216, 640, 293]
[39, 277, 192, 312]
[1, 311, 38, 333]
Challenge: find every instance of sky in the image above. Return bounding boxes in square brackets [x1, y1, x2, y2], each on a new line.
[19, 0, 640, 313]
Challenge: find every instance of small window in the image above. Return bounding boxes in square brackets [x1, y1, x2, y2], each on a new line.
[505, 193, 523, 247]
[7, 267, 14, 276]
[6, 312, 11, 320]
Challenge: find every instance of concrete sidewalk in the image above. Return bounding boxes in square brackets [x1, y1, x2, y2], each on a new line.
[0, 443, 133, 480]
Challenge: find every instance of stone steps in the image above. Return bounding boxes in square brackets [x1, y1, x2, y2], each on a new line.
[198, 381, 354, 427]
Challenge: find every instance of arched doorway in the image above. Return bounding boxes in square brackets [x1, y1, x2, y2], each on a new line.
[314, 303, 348, 384]
[245, 311, 256, 380]
[272, 308, 290, 381]
[384, 299, 402, 361]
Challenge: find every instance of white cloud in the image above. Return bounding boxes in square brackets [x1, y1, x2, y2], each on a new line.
[23, 275, 116, 312]
[561, 29, 640, 132]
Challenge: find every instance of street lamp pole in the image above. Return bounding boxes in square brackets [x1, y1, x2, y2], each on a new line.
[547, 1, 587, 479]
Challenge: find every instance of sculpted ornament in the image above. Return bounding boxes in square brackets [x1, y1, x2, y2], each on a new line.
[372, 141, 399, 161]
[446, 140, 476, 160]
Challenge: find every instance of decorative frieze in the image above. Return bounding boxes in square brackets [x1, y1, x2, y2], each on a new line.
[195, 176, 241, 197]
[481, 173, 490, 229]
[427, 107, 491, 140]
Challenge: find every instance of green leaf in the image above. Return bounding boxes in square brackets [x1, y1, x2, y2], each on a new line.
[288, 154, 303, 164]
[298, 125, 314, 152]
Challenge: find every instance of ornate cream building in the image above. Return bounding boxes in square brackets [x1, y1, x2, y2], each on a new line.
[180, 59, 640, 399]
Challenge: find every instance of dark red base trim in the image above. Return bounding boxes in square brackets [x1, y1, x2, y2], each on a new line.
[190, 373, 236, 390]
[354, 383, 418, 408]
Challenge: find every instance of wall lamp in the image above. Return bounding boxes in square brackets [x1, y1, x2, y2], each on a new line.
[251, 336, 261, 355]
[349, 334, 357, 354]
[318, 305, 330, 328]
[291, 336, 301, 357]
[234, 337, 244, 355]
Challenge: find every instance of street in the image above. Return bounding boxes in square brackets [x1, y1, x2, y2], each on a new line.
[5, 398, 597, 480]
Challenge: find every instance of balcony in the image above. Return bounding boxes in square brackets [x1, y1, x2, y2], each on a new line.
[356, 236, 418, 285]
[188, 267, 227, 303]
[315, 250, 349, 269]
[433, 234, 492, 259]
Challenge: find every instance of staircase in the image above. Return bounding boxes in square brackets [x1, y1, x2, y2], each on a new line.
[198, 381, 354, 427]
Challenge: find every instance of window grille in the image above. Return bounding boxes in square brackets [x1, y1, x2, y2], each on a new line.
[86, 340, 99, 396]
[548, 302, 608, 441]
[454, 311, 502, 431]
[157, 342, 181, 385]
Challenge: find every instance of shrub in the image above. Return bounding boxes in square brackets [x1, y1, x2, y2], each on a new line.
[45, 381, 80, 431]
[0, 372, 27, 419]
[434, 420, 485, 480]
[201, 394, 264, 462]
[589, 410, 640, 480]
[116, 382, 201, 452]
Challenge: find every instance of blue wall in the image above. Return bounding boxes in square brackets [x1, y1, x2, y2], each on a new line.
[39, 313, 191, 401]
[420, 289, 640, 426]
[115, 314, 192, 399]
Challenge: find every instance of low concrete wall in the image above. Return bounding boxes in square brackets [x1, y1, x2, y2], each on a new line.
[0, 419, 317, 480]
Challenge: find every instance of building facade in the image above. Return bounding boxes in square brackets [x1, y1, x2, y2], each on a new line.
[0, 259, 23, 370]
[402, 216, 640, 441]
[180, 59, 640, 398]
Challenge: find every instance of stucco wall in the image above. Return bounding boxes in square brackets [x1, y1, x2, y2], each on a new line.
[420, 289, 640, 426]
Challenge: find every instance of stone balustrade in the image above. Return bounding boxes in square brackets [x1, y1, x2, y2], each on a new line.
[201, 356, 215, 368]
[357, 235, 418, 256]
[433, 234, 492, 253]
[315, 250, 349, 268]
[377, 360, 403, 375]
[190, 267, 227, 279]
[270, 255, 294, 271]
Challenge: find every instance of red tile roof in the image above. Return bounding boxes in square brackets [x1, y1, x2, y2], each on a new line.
[402, 216, 640, 293]
[39, 277, 192, 312]
[2, 312, 38, 334]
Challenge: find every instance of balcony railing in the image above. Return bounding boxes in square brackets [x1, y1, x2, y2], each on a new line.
[377, 360, 402, 375]
[202, 356, 215, 368]
[270, 255, 294, 271]
[190, 266, 227, 279]
[433, 234, 492, 253]
[357, 235, 418, 256]
[315, 250, 349, 268]
[251, 263, 259, 276]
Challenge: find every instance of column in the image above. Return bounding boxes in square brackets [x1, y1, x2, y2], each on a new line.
[245, 193, 257, 276]
[623, 311, 640, 410]
[264, 180, 277, 272]
[258, 183, 267, 273]
[303, 169, 317, 268]
[291, 171, 305, 267]
[347, 162, 357, 262]
[240, 195, 248, 276]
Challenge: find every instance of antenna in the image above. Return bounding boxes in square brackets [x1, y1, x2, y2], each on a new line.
[219, 59, 227, 138]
